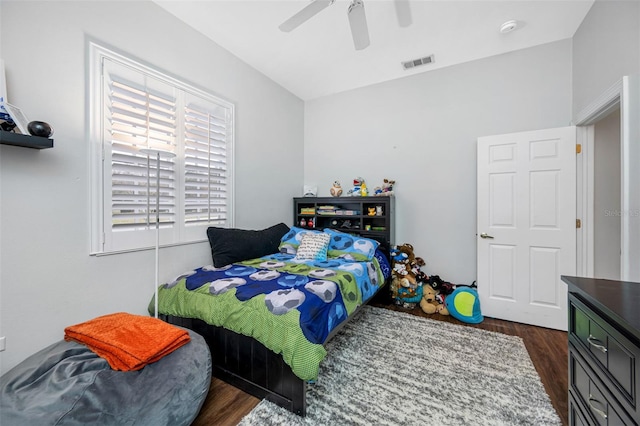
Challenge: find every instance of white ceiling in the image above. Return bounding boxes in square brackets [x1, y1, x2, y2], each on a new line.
[155, 0, 594, 100]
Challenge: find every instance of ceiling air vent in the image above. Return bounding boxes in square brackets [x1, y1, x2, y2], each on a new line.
[401, 55, 434, 70]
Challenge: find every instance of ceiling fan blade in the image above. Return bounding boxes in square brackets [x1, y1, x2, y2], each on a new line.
[394, 0, 412, 28]
[348, 0, 370, 50]
[279, 0, 335, 32]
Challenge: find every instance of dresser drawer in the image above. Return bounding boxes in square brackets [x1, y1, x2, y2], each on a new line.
[570, 346, 636, 425]
[569, 392, 591, 426]
[570, 295, 640, 417]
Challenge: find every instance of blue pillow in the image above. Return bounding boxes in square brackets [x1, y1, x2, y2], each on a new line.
[323, 228, 379, 261]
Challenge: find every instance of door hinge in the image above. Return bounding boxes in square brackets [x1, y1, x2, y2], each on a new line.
[576, 219, 582, 229]
[576, 144, 582, 154]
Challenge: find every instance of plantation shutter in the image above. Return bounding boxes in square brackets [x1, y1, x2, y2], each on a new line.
[104, 58, 177, 231]
[183, 95, 231, 226]
[92, 44, 235, 254]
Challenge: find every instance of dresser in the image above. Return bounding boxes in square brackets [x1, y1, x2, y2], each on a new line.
[563, 276, 640, 425]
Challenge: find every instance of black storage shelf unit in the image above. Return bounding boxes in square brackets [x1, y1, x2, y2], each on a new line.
[0, 130, 53, 149]
[293, 196, 395, 247]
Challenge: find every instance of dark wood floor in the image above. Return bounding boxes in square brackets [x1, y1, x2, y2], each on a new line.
[192, 303, 568, 426]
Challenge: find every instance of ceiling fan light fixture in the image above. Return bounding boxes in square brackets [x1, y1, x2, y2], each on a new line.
[499, 20, 518, 34]
[348, 0, 370, 50]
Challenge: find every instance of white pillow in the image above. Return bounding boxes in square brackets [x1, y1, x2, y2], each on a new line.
[294, 232, 330, 261]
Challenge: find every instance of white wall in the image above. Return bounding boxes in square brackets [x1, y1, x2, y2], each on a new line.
[304, 40, 572, 284]
[572, 0, 640, 118]
[573, 0, 640, 281]
[0, 1, 303, 374]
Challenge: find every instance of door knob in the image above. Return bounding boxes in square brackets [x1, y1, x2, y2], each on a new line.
[480, 233, 494, 239]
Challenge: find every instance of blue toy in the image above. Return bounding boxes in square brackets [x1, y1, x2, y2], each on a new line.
[445, 287, 483, 324]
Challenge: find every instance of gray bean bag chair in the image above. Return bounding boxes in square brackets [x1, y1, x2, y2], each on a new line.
[0, 328, 211, 425]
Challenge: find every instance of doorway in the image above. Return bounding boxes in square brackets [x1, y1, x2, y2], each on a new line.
[576, 75, 640, 282]
[593, 108, 621, 279]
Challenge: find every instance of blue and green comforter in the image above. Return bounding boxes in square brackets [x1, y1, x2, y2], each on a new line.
[151, 251, 389, 381]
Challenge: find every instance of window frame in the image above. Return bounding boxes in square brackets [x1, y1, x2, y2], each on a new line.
[89, 42, 235, 255]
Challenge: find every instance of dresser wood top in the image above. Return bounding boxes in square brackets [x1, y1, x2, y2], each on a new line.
[563, 275, 640, 341]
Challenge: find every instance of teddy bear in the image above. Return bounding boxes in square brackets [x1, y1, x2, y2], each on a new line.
[419, 285, 439, 314]
[420, 284, 450, 315]
[330, 180, 343, 197]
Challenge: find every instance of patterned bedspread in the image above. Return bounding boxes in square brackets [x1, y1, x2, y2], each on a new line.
[152, 251, 387, 381]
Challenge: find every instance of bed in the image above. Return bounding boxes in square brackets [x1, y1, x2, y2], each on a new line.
[152, 223, 392, 416]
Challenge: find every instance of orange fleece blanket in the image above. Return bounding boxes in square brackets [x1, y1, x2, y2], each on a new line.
[64, 312, 191, 371]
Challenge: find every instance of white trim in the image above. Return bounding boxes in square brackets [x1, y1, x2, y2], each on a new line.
[620, 75, 640, 281]
[574, 79, 622, 126]
[576, 125, 594, 277]
[89, 238, 208, 257]
[574, 76, 640, 282]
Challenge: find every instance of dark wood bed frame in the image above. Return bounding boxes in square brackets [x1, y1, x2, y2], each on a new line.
[161, 283, 390, 417]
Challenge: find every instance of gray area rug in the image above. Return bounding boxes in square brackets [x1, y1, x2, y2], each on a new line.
[239, 306, 561, 426]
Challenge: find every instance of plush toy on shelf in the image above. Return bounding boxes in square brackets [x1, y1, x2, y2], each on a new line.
[330, 181, 343, 197]
[375, 178, 395, 196]
[347, 177, 366, 197]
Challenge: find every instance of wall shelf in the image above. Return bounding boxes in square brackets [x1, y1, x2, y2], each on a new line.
[0, 130, 53, 149]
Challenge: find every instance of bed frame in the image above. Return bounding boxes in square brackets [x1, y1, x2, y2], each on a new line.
[161, 283, 390, 417]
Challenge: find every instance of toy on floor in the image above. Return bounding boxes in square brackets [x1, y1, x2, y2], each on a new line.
[389, 243, 425, 309]
[445, 287, 483, 323]
[419, 285, 439, 314]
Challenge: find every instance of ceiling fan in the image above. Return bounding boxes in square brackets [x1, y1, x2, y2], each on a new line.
[279, 0, 371, 50]
[279, 0, 412, 51]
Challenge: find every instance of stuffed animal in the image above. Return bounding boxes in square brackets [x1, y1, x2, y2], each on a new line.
[375, 178, 395, 196]
[445, 287, 483, 323]
[348, 177, 365, 197]
[390, 243, 426, 308]
[420, 284, 450, 315]
[367, 207, 376, 216]
[428, 275, 455, 296]
[419, 285, 439, 314]
[330, 181, 343, 197]
[412, 257, 429, 284]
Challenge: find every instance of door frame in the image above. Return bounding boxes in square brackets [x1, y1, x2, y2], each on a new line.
[575, 76, 638, 281]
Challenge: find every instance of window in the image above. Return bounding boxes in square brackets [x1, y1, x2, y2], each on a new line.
[90, 43, 234, 254]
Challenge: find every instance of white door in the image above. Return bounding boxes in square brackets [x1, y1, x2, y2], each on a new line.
[477, 127, 576, 331]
